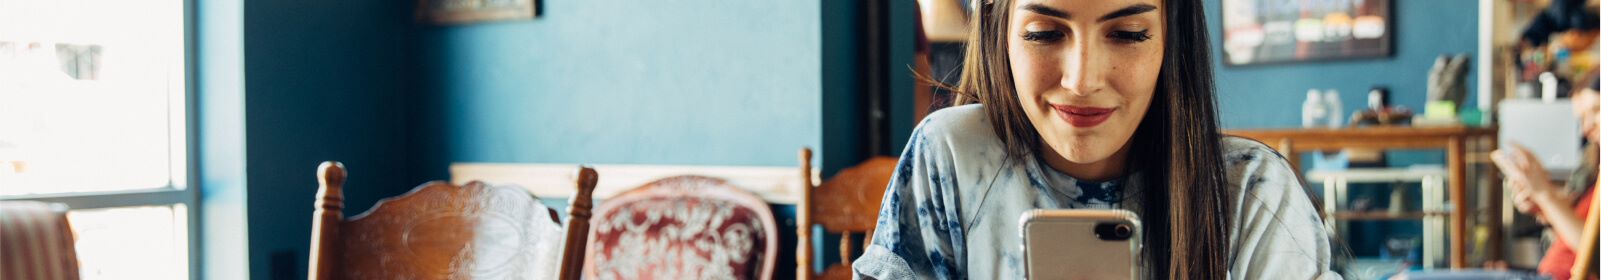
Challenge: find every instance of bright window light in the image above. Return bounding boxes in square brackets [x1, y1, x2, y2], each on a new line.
[0, 0, 193, 278]
[67, 204, 189, 279]
[0, 0, 187, 196]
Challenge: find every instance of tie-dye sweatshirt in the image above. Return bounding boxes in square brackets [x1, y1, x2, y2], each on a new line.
[852, 104, 1342, 279]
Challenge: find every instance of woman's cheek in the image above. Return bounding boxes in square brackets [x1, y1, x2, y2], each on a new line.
[1013, 52, 1060, 101]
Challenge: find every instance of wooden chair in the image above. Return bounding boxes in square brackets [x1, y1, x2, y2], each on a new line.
[1572, 181, 1599, 280]
[796, 148, 897, 280]
[584, 175, 780, 280]
[0, 201, 79, 280]
[308, 161, 598, 280]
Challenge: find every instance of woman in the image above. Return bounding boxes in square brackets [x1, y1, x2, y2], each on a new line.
[851, 0, 1340, 279]
[1492, 81, 1599, 280]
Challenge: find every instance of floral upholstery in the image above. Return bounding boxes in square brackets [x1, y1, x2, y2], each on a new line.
[585, 176, 778, 280]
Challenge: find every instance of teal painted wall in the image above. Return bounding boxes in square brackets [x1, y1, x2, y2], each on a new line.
[1205, 0, 1477, 168]
[821, 0, 865, 176]
[218, 0, 902, 278]
[1208, 0, 1480, 129]
[1204, 0, 1480, 257]
[422, 1, 822, 167]
[238, 0, 435, 278]
[820, 0, 920, 176]
[419, 1, 842, 278]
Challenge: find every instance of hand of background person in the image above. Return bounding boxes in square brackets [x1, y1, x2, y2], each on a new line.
[1491, 143, 1557, 216]
[1507, 180, 1544, 217]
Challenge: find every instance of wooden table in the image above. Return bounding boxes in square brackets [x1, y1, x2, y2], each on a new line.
[1227, 126, 1500, 268]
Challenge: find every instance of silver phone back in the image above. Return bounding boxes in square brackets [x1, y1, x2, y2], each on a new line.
[1019, 209, 1142, 279]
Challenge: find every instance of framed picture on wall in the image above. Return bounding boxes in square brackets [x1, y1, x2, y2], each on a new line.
[1221, 0, 1392, 66]
[416, 0, 536, 24]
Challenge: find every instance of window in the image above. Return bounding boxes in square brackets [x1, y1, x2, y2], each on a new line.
[0, 0, 193, 278]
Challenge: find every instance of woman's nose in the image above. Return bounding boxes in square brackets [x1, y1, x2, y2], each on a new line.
[1060, 42, 1110, 96]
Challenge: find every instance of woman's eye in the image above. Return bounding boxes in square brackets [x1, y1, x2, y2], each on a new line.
[1022, 30, 1065, 42]
[1109, 29, 1152, 43]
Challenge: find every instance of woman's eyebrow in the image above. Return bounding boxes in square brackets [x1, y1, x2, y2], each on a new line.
[1098, 4, 1157, 22]
[1019, 3, 1069, 19]
[1017, 3, 1157, 22]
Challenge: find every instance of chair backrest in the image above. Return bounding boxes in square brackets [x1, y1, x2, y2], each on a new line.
[0, 201, 79, 280]
[585, 175, 780, 280]
[796, 148, 896, 280]
[308, 161, 597, 280]
[1572, 182, 1599, 280]
[1575, 118, 1601, 280]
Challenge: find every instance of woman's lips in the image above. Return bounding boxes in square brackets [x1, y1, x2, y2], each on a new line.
[1051, 105, 1115, 127]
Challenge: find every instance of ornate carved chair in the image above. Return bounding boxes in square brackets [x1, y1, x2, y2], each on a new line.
[795, 148, 896, 280]
[307, 161, 598, 280]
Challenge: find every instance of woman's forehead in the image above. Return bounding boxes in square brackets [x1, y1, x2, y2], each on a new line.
[1012, 0, 1163, 14]
[1008, 0, 1164, 27]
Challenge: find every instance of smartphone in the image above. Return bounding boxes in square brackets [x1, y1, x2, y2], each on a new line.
[1019, 209, 1142, 279]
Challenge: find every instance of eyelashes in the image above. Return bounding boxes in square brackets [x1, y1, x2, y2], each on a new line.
[1109, 30, 1152, 42]
[1021, 29, 1152, 44]
[1022, 30, 1065, 42]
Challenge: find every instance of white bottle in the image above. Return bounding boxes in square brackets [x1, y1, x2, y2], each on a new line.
[1325, 89, 1343, 128]
[1303, 89, 1326, 128]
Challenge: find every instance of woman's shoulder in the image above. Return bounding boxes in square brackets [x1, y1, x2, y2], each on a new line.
[1218, 136, 1309, 203]
[917, 104, 992, 139]
[1217, 136, 1337, 278]
[1219, 136, 1286, 170]
[913, 104, 1004, 154]
[898, 104, 1013, 188]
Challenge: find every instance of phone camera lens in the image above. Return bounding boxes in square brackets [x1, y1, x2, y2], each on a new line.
[1094, 222, 1134, 241]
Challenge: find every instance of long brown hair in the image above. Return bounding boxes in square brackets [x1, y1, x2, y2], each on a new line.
[950, 0, 1232, 278]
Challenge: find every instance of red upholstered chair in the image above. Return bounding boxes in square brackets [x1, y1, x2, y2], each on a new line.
[0, 201, 80, 280]
[584, 175, 779, 280]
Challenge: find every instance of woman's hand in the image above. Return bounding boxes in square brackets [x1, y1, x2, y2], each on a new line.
[1491, 143, 1587, 246]
[1507, 180, 1544, 216]
[1491, 143, 1558, 215]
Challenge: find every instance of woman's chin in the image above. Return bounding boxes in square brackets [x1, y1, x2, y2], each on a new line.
[1046, 142, 1114, 164]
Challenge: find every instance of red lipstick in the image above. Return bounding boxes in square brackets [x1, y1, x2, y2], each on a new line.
[1051, 105, 1115, 127]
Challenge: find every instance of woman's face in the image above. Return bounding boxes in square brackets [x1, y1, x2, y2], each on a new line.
[1007, 0, 1165, 178]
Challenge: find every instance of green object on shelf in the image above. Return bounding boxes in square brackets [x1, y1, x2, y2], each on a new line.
[1424, 101, 1456, 119]
[1459, 108, 1484, 127]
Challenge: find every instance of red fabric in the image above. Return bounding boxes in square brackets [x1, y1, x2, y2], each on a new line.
[588, 196, 769, 279]
[1539, 187, 1596, 280]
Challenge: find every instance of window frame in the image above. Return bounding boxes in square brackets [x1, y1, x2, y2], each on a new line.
[0, 0, 200, 277]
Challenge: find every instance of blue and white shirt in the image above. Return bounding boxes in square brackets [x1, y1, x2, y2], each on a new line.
[852, 104, 1342, 279]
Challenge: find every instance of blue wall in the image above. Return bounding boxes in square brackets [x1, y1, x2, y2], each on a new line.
[1204, 0, 1478, 257]
[820, 0, 866, 176]
[1208, 0, 1480, 129]
[1205, 0, 1476, 168]
[239, 0, 436, 278]
[422, 1, 821, 167]
[419, 1, 833, 278]
[220, 0, 903, 278]
[215, 0, 1483, 277]
[820, 0, 920, 176]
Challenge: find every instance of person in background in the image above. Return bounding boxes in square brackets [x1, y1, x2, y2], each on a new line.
[1519, 0, 1598, 50]
[1517, 0, 1598, 91]
[1493, 79, 1601, 280]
